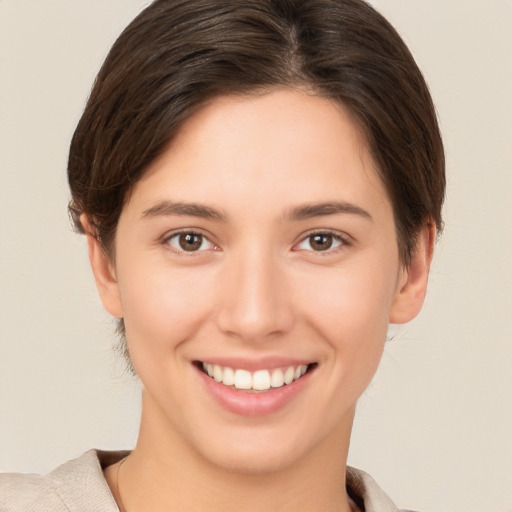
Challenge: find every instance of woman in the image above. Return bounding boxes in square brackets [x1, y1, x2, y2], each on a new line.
[1, 0, 444, 510]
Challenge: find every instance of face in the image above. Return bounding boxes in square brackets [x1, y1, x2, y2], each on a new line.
[89, 89, 431, 474]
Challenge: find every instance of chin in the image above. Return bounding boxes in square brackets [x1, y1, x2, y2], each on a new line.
[200, 442, 302, 475]
[188, 420, 333, 476]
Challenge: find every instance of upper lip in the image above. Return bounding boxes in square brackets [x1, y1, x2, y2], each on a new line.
[194, 357, 316, 372]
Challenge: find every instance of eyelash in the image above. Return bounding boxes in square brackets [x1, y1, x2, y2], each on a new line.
[163, 229, 218, 255]
[162, 229, 351, 256]
[293, 230, 351, 255]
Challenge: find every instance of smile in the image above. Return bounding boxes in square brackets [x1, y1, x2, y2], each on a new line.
[200, 362, 313, 392]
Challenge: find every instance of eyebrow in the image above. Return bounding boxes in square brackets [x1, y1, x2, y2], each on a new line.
[141, 200, 372, 222]
[285, 201, 373, 221]
[141, 200, 226, 221]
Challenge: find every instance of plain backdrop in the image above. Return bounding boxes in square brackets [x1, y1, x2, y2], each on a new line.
[0, 1, 511, 511]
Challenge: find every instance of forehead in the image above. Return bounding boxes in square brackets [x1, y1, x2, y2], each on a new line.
[125, 89, 391, 221]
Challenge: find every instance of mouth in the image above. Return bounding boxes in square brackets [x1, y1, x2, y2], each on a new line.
[195, 361, 317, 393]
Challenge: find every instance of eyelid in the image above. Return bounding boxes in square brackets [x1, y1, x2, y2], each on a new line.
[160, 227, 351, 255]
[162, 228, 220, 255]
[293, 229, 352, 254]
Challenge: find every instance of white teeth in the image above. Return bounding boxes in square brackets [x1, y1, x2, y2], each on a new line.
[213, 364, 223, 382]
[222, 366, 235, 386]
[283, 366, 295, 385]
[202, 362, 310, 391]
[270, 368, 284, 388]
[234, 369, 252, 390]
[252, 370, 271, 391]
[293, 365, 307, 379]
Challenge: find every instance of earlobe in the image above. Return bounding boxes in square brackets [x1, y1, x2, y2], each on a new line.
[81, 215, 124, 319]
[389, 222, 436, 324]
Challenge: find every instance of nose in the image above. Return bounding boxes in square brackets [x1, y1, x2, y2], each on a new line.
[215, 246, 294, 343]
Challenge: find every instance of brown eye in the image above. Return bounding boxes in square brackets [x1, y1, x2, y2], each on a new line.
[179, 233, 203, 251]
[309, 234, 334, 251]
[295, 232, 345, 253]
[167, 232, 214, 253]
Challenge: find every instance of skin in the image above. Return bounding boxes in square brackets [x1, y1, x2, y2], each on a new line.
[86, 89, 434, 512]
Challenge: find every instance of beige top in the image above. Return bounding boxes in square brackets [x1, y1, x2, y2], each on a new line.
[0, 450, 412, 512]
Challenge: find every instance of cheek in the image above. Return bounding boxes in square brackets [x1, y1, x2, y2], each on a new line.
[117, 259, 218, 353]
[299, 260, 396, 336]
[297, 259, 398, 385]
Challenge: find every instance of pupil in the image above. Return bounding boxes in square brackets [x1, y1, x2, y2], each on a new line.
[311, 234, 332, 251]
[179, 233, 202, 251]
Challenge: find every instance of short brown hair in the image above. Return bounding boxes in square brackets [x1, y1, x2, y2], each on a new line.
[68, 0, 445, 264]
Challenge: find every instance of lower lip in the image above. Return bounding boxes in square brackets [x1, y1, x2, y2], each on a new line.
[196, 366, 312, 417]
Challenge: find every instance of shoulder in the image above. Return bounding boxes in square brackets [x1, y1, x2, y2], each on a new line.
[346, 466, 419, 512]
[0, 450, 127, 512]
[0, 471, 65, 512]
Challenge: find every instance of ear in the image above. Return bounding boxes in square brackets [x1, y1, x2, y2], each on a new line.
[389, 222, 436, 324]
[81, 215, 124, 319]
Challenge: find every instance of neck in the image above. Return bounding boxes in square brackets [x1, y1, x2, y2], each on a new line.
[116, 391, 356, 512]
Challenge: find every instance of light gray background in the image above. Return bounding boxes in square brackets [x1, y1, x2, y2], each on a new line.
[1, 1, 511, 511]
